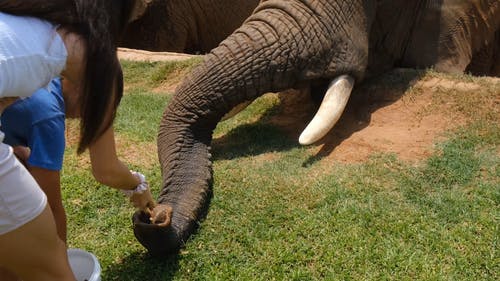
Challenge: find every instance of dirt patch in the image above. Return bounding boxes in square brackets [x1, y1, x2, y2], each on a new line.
[118, 48, 197, 62]
[114, 138, 158, 169]
[65, 119, 158, 169]
[117, 50, 499, 164]
[271, 69, 498, 163]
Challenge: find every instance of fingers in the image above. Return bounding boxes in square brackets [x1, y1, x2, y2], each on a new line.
[124, 184, 171, 226]
[139, 200, 156, 217]
[142, 206, 153, 217]
[146, 200, 156, 210]
[129, 190, 153, 207]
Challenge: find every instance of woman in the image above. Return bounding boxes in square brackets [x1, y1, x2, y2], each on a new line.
[1, 77, 155, 244]
[0, 1, 154, 280]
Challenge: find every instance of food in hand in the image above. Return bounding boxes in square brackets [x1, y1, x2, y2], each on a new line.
[150, 204, 173, 227]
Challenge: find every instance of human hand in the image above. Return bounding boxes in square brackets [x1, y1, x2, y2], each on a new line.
[13, 146, 30, 168]
[122, 171, 156, 213]
[129, 186, 156, 213]
[0, 97, 19, 114]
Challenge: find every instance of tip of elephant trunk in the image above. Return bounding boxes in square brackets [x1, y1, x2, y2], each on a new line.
[132, 210, 182, 256]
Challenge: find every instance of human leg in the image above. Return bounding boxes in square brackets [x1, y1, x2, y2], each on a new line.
[0, 142, 75, 281]
[0, 206, 76, 281]
[30, 167, 67, 242]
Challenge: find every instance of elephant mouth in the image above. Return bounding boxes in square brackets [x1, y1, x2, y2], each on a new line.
[132, 210, 181, 256]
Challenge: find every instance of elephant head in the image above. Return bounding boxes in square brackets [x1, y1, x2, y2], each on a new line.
[119, 0, 260, 54]
[133, 0, 499, 255]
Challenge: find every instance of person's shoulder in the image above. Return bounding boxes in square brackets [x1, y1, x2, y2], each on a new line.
[30, 78, 62, 100]
[48, 77, 65, 109]
[30, 86, 58, 105]
[48, 77, 63, 100]
[49, 77, 62, 91]
[25, 79, 65, 122]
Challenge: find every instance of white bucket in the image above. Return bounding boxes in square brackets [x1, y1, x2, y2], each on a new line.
[67, 248, 101, 281]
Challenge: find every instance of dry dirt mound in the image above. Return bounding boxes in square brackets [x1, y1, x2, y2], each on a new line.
[117, 49, 499, 164]
[273, 69, 499, 163]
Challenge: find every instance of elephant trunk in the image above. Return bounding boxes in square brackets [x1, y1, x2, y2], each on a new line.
[134, 0, 375, 255]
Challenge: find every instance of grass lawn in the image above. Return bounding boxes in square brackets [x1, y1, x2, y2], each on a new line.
[62, 59, 499, 280]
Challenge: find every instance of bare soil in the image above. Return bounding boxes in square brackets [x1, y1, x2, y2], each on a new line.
[118, 49, 500, 164]
[272, 82, 458, 163]
[118, 48, 197, 62]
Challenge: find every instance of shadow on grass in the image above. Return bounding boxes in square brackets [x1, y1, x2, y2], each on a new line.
[212, 68, 426, 164]
[212, 123, 297, 160]
[103, 251, 180, 281]
[302, 69, 427, 165]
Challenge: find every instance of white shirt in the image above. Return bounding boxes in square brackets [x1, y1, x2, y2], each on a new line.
[0, 13, 56, 233]
[0, 12, 67, 99]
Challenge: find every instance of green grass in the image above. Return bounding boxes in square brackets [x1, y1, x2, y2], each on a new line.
[120, 57, 203, 93]
[114, 92, 170, 142]
[62, 62, 499, 280]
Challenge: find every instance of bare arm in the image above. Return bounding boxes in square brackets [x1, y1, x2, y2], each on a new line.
[89, 126, 139, 189]
[89, 126, 155, 211]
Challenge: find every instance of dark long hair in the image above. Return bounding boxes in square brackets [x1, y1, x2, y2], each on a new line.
[0, 0, 132, 153]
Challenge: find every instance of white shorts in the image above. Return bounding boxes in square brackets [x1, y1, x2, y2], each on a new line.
[0, 136, 47, 235]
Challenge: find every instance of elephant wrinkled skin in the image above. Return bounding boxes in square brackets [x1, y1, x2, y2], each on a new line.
[133, 0, 500, 255]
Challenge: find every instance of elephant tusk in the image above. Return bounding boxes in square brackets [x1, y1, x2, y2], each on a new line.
[221, 101, 252, 121]
[298, 75, 354, 145]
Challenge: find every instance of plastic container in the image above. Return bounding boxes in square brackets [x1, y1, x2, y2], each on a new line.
[67, 248, 101, 281]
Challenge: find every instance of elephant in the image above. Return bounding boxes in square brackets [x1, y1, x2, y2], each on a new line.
[3, 0, 260, 55]
[130, 0, 499, 255]
[119, 0, 261, 54]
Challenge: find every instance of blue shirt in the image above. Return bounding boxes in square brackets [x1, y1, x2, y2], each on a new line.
[1, 78, 65, 171]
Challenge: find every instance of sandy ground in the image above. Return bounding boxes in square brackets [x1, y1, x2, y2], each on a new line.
[118, 48, 197, 62]
[272, 81, 459, 163]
